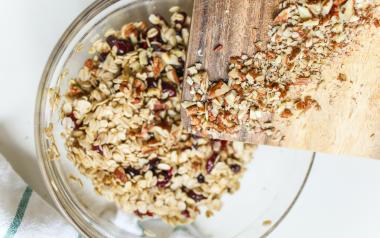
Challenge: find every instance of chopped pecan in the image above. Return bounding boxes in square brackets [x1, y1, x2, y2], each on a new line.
[153, 56, 165, 78]
[280, 109, 293, 118]
[208, 81, 231, 99]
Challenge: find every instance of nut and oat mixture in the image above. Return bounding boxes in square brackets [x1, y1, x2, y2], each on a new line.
[183, 0, 380, 139]
[60, 7, 255, 225]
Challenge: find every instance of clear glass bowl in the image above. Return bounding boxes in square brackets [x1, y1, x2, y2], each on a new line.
[35, 0, 315, 237]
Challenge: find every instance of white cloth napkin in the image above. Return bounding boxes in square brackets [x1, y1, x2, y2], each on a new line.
[0, 153, 78, 238]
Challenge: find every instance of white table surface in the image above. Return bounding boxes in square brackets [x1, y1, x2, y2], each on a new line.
[1, 1, 380, 237]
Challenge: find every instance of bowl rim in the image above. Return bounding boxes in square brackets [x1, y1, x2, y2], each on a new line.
[34, 0, 316, 237]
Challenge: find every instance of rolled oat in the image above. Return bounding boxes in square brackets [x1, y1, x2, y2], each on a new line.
[60, 7, 255, 225]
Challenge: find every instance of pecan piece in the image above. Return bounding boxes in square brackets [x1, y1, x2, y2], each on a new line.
[209, 81, 230, 99]
[153, 56, 165, 78]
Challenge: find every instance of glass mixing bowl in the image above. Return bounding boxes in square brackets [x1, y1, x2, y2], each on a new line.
[35, 0, 315, 237]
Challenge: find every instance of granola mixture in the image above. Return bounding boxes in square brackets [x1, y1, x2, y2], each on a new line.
[183, 0, 380, 139]
[60, 7, 255, 225]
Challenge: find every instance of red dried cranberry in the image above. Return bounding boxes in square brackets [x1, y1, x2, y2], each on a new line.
[206, 153, 217, 174]
[178, 57, 185, 66]
[197, 174, 205, 183]
[98, 52, 108, 62]
[106, 35, 118, 47]
[186, 190, 206, 202]
[139, 41, 149, 49]
[157, 120, 171, 131]
[115, 39, 133, 55]
[92, 145, 103, 155]
[230, 164, 241, 174]
[67, 112, 82, 129]
[146, 211, 154, 216]
[146, 77, 158, 88]
[153, 102, 168, 111]
[148, 158, 161, 171]
[156, 169, 173, 188]
[161, 81, 177, 97]
[134, 210, 154, 218]
[124, 166, 140, 177]
[220, 140, 228, 150]
[67, 112, 76, 122]
[181, 210, 190, 218]
[213, 140, 228, 150]
[173, 65, 184, 78]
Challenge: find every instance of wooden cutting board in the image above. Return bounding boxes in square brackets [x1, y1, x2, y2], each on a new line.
[181, 0, 281, 145]
[181, 0, 380, 159]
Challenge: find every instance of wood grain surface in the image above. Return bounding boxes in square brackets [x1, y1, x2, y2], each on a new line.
[182, 0, 380, 159]
[182, 0, 280, 140]
[276, 33, 380, 159]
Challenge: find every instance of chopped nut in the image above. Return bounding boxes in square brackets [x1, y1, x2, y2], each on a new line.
[337, 73, 347, 81]
[183, 0, 377, 139]
[153, 56, 164, 78]
[280, 109, 293, 118]
[208, 81, 231, 99]
[185, 105, 199, 116]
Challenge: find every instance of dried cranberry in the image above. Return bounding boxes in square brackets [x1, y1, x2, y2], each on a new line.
[134, 210, 154, 217]
[67, 112, 76, 122]
[156, 169, 173, 188]
[157, 121, 170, 132]
[92, 145, 103, 155]
[124, 166, 140, 177]
[162, 81, 177, 97]
[148, 158, 161, 171]
[230, 164, 241, 174]
[197, 174, 205, 183]
[146, 211, 154, 216]
[68, 112, 82, 129]
[213, 140, 228, 150]
[173, 66, 184, 78]
[220, 140, 228, 150]
[115, 39, 133, 55]
[181, 210, 190, 218]
[146, 77, 158, 88]
[150, 42, 164, 52]
[98, 52, 108, 62]
[153, 102, 168, 111]
[106, 35, 118, 47]
[206, 153, 217, 174]
[139, 41, 149, 49]
[186, 190, 206, 202]
[178, 57, 185, 66]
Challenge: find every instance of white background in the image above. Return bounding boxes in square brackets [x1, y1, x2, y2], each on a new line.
[0, 1, 380, 237]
